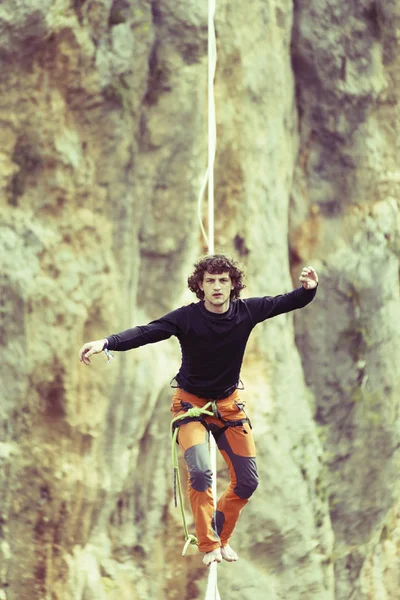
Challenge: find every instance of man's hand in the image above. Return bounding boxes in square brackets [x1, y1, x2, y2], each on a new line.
[299, 266, 318, 290]
[79, 339, 107, 365]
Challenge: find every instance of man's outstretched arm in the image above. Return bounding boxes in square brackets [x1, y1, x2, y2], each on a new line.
[78, 306, 188, 366]
[246, 266, 319, 324]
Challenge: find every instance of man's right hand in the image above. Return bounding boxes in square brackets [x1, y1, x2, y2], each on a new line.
[79, 339, 107, 365]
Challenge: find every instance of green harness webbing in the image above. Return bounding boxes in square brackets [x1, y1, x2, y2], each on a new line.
[170, 401, 217, 556]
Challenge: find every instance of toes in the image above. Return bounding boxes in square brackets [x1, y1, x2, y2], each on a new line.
[221, 546, 238, 562]
[202, 549, 222, 566]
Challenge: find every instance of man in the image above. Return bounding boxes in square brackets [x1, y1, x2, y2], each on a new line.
[79, 255, 318, 567]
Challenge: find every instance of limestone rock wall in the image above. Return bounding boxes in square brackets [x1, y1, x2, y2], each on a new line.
[0, 1, 399, 599]
[290, 1, 400, 598]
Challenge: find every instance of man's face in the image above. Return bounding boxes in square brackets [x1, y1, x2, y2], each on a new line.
[199, 271, 234, 313]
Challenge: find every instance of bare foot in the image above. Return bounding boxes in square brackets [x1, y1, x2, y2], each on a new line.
[203, 548, 222, 567]
[221, 545, 238, 562]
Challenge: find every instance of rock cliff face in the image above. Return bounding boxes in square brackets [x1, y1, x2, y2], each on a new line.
[0, 1, 399, 599]
[291, 1, 400, 598]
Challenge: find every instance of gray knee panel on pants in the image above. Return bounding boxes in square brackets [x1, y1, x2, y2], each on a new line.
[217, 433, 259, 499]
[184, 444, 213, 492]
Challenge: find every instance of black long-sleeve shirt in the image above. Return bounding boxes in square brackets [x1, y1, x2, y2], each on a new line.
[106, 286, 317, 399]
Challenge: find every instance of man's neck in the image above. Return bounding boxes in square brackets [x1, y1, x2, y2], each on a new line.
[203, 299, 231, 314]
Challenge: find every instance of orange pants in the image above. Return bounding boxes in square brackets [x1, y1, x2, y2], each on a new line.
[170, 389, 259, 553]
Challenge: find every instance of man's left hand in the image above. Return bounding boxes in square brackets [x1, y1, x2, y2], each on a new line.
[299, 266, 318, 290]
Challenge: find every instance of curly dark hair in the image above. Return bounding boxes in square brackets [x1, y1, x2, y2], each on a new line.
[188, 254, 246, 300]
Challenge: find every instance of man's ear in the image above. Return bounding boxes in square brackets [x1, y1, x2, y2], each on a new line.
[199, 279, 204, 290]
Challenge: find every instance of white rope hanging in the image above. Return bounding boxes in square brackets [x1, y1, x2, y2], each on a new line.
[197, 0, 217, 255]
[197, 1, 221, 599]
